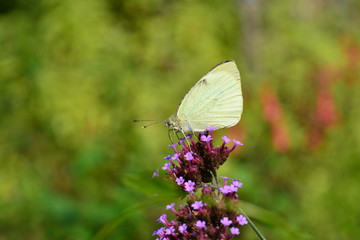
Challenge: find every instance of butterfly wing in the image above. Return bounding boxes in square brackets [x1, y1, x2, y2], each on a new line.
[176, 60, 243, 132]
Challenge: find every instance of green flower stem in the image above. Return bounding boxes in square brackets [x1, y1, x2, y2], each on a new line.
[239, 207, 266, 240]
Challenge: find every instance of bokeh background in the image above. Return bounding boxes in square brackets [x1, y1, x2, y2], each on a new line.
[1, 0, 360, 239]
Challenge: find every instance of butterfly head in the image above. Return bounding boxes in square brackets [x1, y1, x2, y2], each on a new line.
[165, 114, 178, 129]
[166, 115, 194, 133]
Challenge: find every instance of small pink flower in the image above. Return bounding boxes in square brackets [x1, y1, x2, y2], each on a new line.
[196, 220, 206, 229]
[175, 176, 185, 185]
[206, 126, 216, 131]
[201, 135, 212, 142]
[162, 163, 170, 170]
[184, 180, 195, 192]
[230, 227, 240, 235]
[191, 201, 204, 210]
[222, 136, 231, 143]
[166, 203, 175, 210]
[220, 217, 232, 226]
[233, 139, 243, 146]
[184, 151, 194, 161]
[237, 215, 248, 225]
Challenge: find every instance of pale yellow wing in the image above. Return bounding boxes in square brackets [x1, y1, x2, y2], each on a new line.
[176, 60, 242, 132]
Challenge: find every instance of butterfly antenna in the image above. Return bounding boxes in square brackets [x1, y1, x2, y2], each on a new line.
[133, 120, 164, 128]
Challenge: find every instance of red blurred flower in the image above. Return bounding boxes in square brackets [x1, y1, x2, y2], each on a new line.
[308, 67, 339, 149]
[260, 86, 291, 153]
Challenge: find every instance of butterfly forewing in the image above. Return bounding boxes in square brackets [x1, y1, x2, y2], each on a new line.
[176, 60, 243, 131]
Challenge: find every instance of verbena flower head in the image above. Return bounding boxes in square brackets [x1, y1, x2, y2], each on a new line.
[153, 129, 248, 239]
[160, 130, 243, 192]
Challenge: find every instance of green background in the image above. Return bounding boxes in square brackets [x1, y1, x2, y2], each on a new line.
[1, 0, 359, 239]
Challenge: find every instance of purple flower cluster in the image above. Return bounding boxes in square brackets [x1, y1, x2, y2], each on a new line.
[153, 127, 247, 239]
[153, 180, 248, 239]
[160, 127, 243, 193]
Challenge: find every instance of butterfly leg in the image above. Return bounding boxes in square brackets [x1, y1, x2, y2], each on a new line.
[175, 130, 182, 140]
[191, 130, 199, 142]
[168, 128, 177, 143]
[211, 169, 219, 187]
[181, 130, 192, 147]
[175, 130, 191, 147]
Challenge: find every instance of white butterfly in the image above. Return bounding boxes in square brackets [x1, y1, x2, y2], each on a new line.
[165, 60, 243, 133]
[135, 60, 243, 134]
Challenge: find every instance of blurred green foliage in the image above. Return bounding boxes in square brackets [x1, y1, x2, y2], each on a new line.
[0, 0, 360, 239]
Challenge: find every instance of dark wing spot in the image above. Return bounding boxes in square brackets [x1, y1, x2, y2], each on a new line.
[199, 78, 208, 84]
